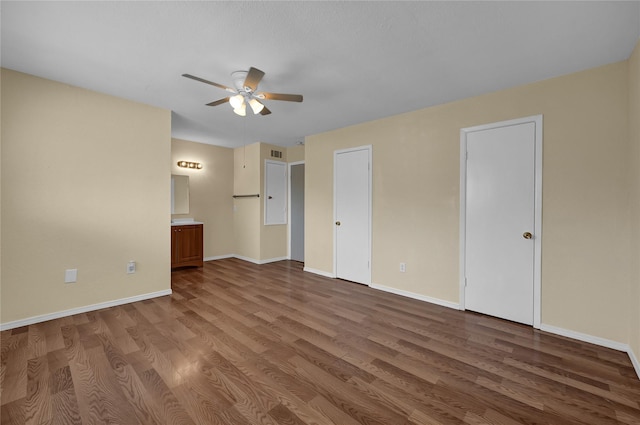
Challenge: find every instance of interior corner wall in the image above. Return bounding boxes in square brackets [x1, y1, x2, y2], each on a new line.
[1, 69, 171, 325]
[0, 70, 3, 323]
[171, 138, 234, 258]
[287, 144, 305, 163]
[628, 38, 640, 365]
[233, 142, 262, 261]
[260, 143, 287, 261]
[306, 60, 632, 346]
[231, 142, 290, 263]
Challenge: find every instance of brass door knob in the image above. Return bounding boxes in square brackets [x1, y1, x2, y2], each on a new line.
[335, 221, 341, 226]
[523, 232, 533, 239]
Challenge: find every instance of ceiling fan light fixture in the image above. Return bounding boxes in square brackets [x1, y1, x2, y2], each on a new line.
[248, 98, 265, 114]
[183, 67, 302, 118]
[231, 70, 248, 91]
[233, 102, 247, 116]
[229, 93, 245, 109]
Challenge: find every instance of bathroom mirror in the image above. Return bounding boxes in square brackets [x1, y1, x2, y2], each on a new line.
[171, 175, 189, 214]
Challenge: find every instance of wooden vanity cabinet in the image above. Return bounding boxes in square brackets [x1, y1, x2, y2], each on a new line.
[171, 224, 203, 269]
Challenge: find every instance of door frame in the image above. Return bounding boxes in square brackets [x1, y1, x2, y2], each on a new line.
[459, 115, 543, 328]
[333, 145, 372, 284]
[288, 160, 305, 261]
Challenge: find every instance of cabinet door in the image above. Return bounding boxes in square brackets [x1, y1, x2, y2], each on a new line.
[178, 225, 203, 263]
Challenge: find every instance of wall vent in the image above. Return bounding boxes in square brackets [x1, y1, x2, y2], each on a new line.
[270, 150, 283, 159]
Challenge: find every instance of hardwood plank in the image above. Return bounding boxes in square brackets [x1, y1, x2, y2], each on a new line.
[268, 403, 307, 425]
[24, 355, 52, 425]
[26, 324, 47, 360]
[306, 394, 363, 425]
[136, 368, 196, 425]
[288, 354, 419, 425]
[1, 333, 28, 405]
[1, 258, 639, 425]
[1, 398, 25, 425]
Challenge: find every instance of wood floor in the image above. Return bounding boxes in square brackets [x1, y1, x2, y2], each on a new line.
[2, 259, 640, 424]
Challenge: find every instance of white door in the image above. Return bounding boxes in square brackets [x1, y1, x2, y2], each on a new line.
[334, 146, 371, 285]
[289, 162, 305, 262]
[265, 160, 287, 225]
[461, 116, 542, 326]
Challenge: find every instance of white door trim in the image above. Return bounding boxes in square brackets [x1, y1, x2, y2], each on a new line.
[288, 160, 305, 260]
[333, 145, 372, 284]
[459, 115, 543, 328]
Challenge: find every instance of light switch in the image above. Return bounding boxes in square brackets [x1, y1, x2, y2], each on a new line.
[65, 269, 77, 283]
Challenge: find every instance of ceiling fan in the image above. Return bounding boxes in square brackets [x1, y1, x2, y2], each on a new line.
[182, 67, 303, 116]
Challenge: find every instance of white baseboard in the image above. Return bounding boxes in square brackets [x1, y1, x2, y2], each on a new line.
[232, 255, 288, 265]
[258, 256, 288, 264]
[629, 348, 640, 380]
[0, 289, 172, 331]
[204, 254, 234, 262]
[222, 254, 258, 264]
[370, 283, 460, 310]
[540, 323, 640, 380]
[303, 267, 336, 279]
[539, 324, 629, 352]
[203, 255, 287, 265]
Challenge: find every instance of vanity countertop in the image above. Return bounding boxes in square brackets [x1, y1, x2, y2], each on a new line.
[171, 219, 204, 226]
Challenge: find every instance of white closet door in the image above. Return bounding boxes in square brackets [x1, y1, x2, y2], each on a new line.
[334, 146, 371, 285]
[265, 160, 287, 225]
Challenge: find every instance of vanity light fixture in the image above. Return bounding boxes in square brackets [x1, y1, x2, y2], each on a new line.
[177, 161, 203, 169]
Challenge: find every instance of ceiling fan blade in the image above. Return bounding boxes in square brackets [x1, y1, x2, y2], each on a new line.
[182, 74, 235, 92]
[258, 92, 303, 102]
[206, 97, 230, 107]
[260, 105, 272, 116]
[243, 67, 265, 92]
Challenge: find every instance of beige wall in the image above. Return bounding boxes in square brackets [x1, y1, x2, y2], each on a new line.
[287, 144, 305, 163]
[0, 72, 3, 323]
[629, 39, 640, 361]
[171, 138, 234, 258]
[260, 143, 288, 261]
[306, 60, 632, 345]
[1, 69, 171, 324]
[231, 142, 289, 262]
[233, 143, 262, 260]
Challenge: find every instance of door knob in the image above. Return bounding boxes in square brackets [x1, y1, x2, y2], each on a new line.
[335, 221, 341, 226]
[523, 232, 533, 239]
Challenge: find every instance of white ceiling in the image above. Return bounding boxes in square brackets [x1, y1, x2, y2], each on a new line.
[2, 1, 639, 149]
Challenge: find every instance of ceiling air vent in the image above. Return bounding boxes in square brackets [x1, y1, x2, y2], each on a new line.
[270, 150, 283, 159]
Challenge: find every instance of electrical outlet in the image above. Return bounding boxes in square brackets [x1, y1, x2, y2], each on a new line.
[127, 261, 136, 274]
[399, 262, 406, 273]
[65, 269, 77, 283]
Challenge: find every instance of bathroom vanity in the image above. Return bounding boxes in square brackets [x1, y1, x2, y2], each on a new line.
[171, 221, 203, 269]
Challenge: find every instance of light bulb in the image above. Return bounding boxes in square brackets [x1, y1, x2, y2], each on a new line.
[233, 103, 247, 116]
[249, 98, 265, 114]
[229, 94, 244, 109]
